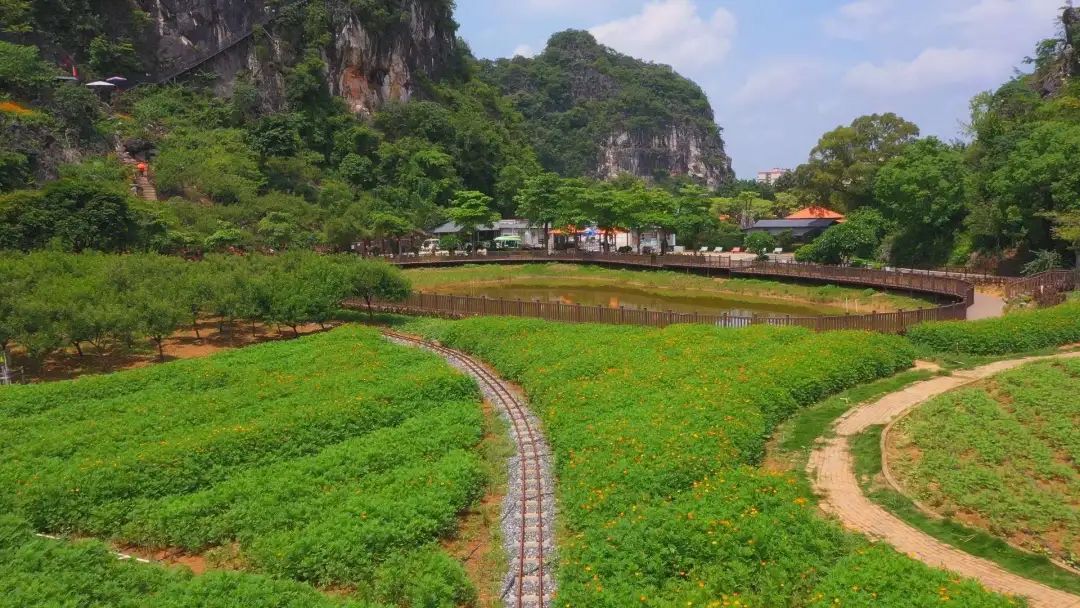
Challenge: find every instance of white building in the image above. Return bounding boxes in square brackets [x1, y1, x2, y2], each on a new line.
[756, 168, 790, 185]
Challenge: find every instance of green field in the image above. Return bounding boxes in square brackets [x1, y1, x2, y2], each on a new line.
[407, 317, 1019, 607]
[890, 358, 1080, 568]
[0, 326, 486, 607]
[404, 263, 935, 312]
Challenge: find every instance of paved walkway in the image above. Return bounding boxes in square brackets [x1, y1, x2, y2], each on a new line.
[809, 352, 1080, 608]
[968, 290, 1007, 320]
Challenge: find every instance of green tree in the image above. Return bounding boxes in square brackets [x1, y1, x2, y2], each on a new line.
[344, 259, 412, 316]
[1049, 211, 1080, 268]
[744, 231, 777, 258]
[514, 172, 563, 252]
[873, 137, 968, 266]
[796, 209, 888, 265]
[447, 190, 498, 247]
[794, 113, 920, 211]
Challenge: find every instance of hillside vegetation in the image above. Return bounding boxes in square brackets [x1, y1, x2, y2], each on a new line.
[407, 317, 1019, 607]
[0, 326, 486, 606]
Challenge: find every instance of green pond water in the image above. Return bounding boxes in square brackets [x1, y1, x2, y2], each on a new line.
[425, 283, 839, 318]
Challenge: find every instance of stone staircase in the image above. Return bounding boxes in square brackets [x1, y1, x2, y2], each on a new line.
[115, 140, 158, 202]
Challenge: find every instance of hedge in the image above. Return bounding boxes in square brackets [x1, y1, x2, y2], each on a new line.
[907, 301, 1080, 355]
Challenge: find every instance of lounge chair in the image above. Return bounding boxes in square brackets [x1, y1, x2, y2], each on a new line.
[713, 247, 725, 254]
[773, 248, 783, 254]
[699, 247, 709, 254]
[731, 247, 743, 254]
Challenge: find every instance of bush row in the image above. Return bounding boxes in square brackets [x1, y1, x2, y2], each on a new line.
[908, 301, 1080, 355]
[0, 327, 484, 603]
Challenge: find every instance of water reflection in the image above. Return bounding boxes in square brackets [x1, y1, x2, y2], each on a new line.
[426, 283, 834, 318]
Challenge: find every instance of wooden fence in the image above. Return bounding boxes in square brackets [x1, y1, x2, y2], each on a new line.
[1003, 270, 1079, 302]
[373, 252, 977, 334]
[364, 292, 969, 333]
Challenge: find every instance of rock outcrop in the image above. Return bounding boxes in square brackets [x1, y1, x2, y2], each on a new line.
[480, 30, 734, 189]
[139, 0, 457, 115]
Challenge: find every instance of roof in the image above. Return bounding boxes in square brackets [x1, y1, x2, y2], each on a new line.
[786, 206, 845, 220]
[750, 219, 839, 230]
[430, 218, 529, 234]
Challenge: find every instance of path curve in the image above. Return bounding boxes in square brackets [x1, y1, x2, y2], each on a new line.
[384, 331, 556, 608]
[808, 352, 1080, 608]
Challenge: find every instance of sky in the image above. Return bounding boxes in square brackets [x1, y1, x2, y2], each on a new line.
[453, 0, 1066, 179]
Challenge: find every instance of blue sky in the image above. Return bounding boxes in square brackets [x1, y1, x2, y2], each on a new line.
[454, 0, 1065, 178]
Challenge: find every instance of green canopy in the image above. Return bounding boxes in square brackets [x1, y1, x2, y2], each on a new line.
[494, 235, 522, 242]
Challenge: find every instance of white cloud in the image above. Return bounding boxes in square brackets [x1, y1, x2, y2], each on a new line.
[822, 0, 894, 41]
[512, 44, 537, 58]
[941, 0, 1061, 48]
[844, 47, 1013, 94]
[731, 60, 826, 106]
[589, 0, 736, 72]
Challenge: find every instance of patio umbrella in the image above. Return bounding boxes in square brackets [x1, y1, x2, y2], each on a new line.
[85, 81, 117, 89]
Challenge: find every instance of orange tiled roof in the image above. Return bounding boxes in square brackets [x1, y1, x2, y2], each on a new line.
[786, 207, 845, 220]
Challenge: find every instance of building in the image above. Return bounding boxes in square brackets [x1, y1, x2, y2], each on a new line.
[786, 207, 845, 222]
[746, 218, 839, 239]
[430, 219, 543, 248]
[756, 168, 789, 185]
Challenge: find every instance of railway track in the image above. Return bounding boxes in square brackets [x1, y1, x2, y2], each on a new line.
[383, 330, 555, 608]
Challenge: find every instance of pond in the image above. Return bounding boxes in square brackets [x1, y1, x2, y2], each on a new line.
[423, 283, 842, 318]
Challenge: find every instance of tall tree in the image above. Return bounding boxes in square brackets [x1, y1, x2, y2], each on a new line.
[874, 137, 968, 266]
[514, 172, 563, 252]
[447, 190, 499, 247]
[794, 113, 920, 211]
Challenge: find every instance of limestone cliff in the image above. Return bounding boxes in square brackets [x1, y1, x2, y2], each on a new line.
[480, 30, 734, 189]
[139, 0, 458, 114]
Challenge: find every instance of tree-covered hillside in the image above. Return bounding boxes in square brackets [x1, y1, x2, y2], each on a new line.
[479, 30, 733, 186]
[780, 7, 1080, 270]
[0, 1, 742, 255]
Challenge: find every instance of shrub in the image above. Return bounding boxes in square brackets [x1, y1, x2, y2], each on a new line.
[907, 301, 1080, 355]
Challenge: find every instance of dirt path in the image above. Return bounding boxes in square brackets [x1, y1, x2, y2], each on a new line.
[385, 332, 556, 608]
[808, 352, 1080, 608]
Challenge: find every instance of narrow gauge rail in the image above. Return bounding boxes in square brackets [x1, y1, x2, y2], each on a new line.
[383, 330, 553, 608]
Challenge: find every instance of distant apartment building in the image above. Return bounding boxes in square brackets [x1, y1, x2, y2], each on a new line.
[756, 168, 789, 185]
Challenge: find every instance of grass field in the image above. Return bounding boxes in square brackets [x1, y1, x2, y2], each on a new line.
[404, 263, 935, 312]
[0, 326, 488, 606]
[889, 358, 1080, 568]
[407, 317, 1019, 607]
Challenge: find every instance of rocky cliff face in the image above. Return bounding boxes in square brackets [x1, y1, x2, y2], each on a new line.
[480, 31, 734, 189]
[599, 126, 730, 190]
[1034, 7, 1080, 97]
[139, 0, 457, 114]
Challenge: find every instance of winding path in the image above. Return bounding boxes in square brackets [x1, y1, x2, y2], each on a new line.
[384, 331, 556, 608]
[808, 352, 1080, 608]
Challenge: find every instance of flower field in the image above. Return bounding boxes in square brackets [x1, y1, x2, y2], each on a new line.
[889, 357, 1080, 567]
[0, 326, 487, 606]
[407, 317, 1019, 607]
